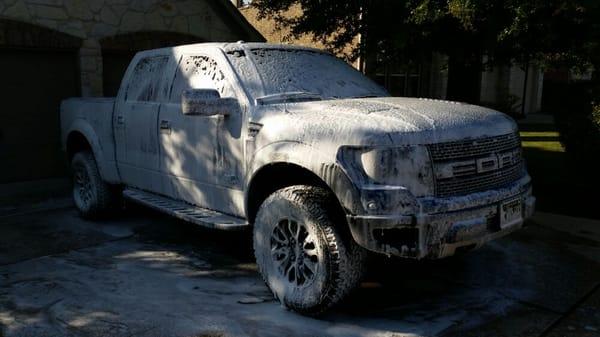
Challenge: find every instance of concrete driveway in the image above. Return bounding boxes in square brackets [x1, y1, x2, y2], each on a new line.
[0, 201, 599, 337]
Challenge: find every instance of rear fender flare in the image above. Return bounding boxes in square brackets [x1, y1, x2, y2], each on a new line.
[65, 120, 120, 183]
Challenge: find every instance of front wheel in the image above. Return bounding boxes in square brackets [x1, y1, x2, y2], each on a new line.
[253, 185, 366, 315]
[71, 151, 120, 217]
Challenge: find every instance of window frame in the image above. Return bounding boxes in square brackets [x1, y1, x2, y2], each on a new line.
[123, 55, 170, 103]
[168, 54, 232, 103]
[166, 49, 251, 112]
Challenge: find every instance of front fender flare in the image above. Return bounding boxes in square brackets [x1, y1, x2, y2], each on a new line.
[245, 141, 363, 217]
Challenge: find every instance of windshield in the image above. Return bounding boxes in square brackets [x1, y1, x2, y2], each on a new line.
[226, 48, 389, 104]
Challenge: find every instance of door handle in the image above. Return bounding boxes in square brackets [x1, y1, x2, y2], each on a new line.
[159, 120, 171, 134]
[116, 115, 125, 125]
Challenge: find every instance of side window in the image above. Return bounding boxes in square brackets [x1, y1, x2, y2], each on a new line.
[170, 55, 235, 103]
[125, 56, 169, 102]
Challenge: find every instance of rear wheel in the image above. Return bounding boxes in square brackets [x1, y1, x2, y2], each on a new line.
[71, 151, 120, 217]
[253, 185, 366, 315]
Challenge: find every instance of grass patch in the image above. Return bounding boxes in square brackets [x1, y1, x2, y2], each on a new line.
[519, 131, 560, 138]
[518, 122, 596, 219]
[521, 140, 564, 152]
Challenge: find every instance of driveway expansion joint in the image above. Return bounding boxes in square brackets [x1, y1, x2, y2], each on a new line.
[538, 282, 600, 337]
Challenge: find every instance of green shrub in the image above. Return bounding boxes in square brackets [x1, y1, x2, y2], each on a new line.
[592, 102, 600, 129]
[553, 82, 600, 179]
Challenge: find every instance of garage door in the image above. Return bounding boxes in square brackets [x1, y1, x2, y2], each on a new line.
[0, 49, 79, 183]
[103, 50, 136, 97]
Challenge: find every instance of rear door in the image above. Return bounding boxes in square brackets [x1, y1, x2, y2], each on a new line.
[114, 54, 170, 192]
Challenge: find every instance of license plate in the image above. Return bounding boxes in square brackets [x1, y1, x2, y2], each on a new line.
[500, 198, 522, 228]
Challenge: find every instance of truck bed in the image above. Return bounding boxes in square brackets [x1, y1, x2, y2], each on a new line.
[60, 97, 119, 182]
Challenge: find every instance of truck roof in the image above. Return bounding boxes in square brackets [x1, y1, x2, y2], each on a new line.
[134, 42, 327, 58]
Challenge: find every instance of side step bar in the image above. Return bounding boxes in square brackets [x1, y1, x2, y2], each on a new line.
[123, 188, 249, 231]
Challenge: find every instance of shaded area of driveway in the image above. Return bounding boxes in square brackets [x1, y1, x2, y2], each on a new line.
[1, 203, 599, 337]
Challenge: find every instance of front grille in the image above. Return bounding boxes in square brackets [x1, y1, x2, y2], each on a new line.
[429, 133, 525, 198]
[429, 133, 521, 161]
[435, 161, 524, 197]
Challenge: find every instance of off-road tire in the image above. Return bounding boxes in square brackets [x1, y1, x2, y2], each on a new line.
[71, 151, 120, 218]
[253, 185, 366, 315]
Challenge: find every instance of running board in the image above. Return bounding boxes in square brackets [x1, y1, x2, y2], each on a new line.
[123, 188, 249, 231]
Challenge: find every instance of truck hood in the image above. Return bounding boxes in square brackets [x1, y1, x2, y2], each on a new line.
[252, 96, 517, 152]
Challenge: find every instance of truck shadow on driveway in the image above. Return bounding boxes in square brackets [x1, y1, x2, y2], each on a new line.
[1, 205, 599, 337]
[119, 205, 600, 336]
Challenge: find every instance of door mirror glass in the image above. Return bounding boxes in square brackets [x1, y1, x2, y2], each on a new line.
[181, 89, 237, 116]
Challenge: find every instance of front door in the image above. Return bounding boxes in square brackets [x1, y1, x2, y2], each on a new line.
[158, 53, 246, 215]
[114, 55, 170, 192]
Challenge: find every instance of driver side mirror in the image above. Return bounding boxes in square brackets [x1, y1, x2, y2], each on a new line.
[181, 89, 238, 116]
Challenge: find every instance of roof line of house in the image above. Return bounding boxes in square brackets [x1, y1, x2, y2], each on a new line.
[210, 0, 266, 43]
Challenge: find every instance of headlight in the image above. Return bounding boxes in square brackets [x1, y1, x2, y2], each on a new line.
[337, 145, 434, 197]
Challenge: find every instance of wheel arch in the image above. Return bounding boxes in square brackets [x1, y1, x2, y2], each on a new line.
[64, 120, 120, 183]
[244, 142, 361, 225]
[246, 162, 336, 224]
[66, 130, 93, 161]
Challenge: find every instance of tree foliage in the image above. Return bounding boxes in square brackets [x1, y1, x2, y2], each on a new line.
[252, 0, 600, 72]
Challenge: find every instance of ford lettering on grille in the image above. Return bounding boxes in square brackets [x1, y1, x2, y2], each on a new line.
[428, 133, 525, 197]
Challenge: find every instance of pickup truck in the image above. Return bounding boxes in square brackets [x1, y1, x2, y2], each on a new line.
[61, 42, 535, 315]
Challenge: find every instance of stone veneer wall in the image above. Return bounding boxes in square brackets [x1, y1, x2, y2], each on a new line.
[0, 0, 249, 96]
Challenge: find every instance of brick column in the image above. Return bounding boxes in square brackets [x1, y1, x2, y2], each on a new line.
[78, 39, 103, 97]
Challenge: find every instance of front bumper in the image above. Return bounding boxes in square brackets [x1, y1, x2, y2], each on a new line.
[346, 177, 535, 259]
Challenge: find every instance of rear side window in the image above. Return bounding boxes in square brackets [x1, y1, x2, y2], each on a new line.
[170, 55, 235, 103]
[125, 56, 169, 102]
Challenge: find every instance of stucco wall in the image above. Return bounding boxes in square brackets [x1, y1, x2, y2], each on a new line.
[239, 5, 360, 68]
[480, 63, 544, 115]
[0, 0, 255, 96]
[239, 5, 320, 47]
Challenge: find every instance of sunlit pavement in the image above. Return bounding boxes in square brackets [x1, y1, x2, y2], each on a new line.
[1, 201, 599, 337]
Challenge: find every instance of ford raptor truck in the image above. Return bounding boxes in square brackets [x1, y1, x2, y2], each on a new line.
[61, 42, 535, 314]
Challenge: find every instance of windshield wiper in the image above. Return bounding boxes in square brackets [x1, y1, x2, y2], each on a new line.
[351, 94, 383, 99]
[255, 91, 322, 105]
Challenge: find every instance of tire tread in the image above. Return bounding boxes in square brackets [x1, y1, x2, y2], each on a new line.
[71, 151, 119, 217]
[254, 185, 366, 315]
